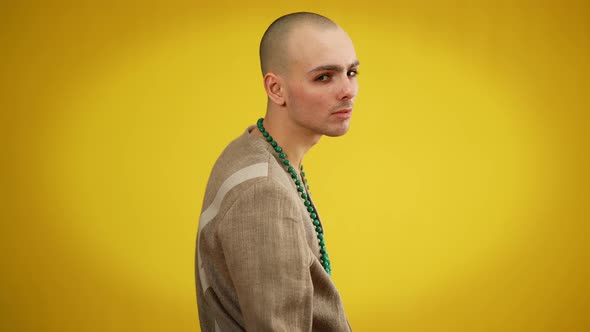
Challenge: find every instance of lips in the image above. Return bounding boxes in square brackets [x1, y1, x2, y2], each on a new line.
[332, 108, 352, 119]
[333, 108, 352, 114]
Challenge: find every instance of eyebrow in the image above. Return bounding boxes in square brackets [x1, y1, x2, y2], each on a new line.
[308, 60, 360, 74]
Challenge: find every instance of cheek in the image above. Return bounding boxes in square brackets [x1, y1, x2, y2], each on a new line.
[304, 83, 332, 104]
[290, 84, 325, 106]
[286, 84, 304, 104]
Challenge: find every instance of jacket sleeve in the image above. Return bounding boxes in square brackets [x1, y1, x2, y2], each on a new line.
[217, 177, 313, 332]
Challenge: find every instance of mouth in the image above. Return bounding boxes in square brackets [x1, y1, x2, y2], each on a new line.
[332, 108, 353, 119]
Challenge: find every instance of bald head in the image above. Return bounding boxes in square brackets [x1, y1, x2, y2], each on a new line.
[259, 12, 338, 76]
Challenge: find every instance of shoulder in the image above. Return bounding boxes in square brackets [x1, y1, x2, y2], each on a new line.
[218, 169, 301, 224]
[203, 131, 271, 198]
[201, 131, 298, 223]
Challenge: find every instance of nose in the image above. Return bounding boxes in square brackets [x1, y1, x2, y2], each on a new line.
[338, 75, 357, 101]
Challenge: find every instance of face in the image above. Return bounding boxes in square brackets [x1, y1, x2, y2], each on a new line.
[282, 25, 359, 137]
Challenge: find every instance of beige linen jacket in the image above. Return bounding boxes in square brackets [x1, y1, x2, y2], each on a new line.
[196, 126, 351, 332]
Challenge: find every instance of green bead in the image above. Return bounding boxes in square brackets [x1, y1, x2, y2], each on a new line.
[300, 165, 304, 171]
[322, 261, 329, 268]
[287, 166, 294, 173]
[257, 118, 263, 124]
[292, 173, 298, 179]
[307, 206, 314, 213]
[320, 247, 327, 254]
[316, 226, 322, 233]
[283, 160, 290, 166]
[258, 126, 264, 132]
[319, 240, 325, 246]
[317, 233, 324, 240]
[279, 152, 286, 159]
[301, 193, 307, 199]
[295, 180, 301, 186]
[266, 136, 273, 142]
[263, 131, 269, 137]
[306, 185, 310, 190]
[297, 186, 304, 192]
[313, 219, 320, 226]
[310, 213, 317, 219]
[275, 146, 282, 153]
[304, 200, 310, 206]
[301, 171, 306, 177]
[271, 141, 277, 147]
[322, 253, 329, 259]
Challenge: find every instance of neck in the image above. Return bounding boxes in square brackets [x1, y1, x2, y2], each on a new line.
[251, 111, 321, 169]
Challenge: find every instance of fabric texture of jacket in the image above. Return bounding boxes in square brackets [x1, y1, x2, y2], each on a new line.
[196, 126, 351, 332]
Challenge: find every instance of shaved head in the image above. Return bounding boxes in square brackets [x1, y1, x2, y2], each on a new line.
[259, 12, 338, 76]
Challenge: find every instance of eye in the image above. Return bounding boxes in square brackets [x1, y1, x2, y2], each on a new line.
[347, 70, 359, 77]
[315, 74, 331, 82]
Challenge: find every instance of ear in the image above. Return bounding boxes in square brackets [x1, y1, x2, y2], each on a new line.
[263, 73, 286, 106]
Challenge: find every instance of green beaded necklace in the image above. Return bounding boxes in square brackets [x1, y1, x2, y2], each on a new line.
[256, 118, 332, 275]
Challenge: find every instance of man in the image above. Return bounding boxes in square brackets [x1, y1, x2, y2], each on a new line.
[196, 12, 359, 331]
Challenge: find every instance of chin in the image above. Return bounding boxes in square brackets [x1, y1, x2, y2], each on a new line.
[323, 124, 351, 137]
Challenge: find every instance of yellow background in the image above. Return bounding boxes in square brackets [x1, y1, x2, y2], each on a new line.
[1, 1, 588, 331]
